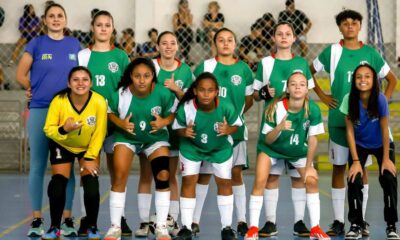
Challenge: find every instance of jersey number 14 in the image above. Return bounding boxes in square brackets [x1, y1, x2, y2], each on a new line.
[290, 133, 299, 145]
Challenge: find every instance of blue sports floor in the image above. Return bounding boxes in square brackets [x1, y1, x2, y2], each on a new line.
[0, 173, 398, 239]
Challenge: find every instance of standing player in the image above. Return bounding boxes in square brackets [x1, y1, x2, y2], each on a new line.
[104, 58, 175, 240]
[42, 67, 107, 240]
[192, 27, 254, 237]
[340, 64, 399, 239]
[135, 31, 193, 238]
[245, 72, 330, 240]
[252, 21, 314, 237]
[16, 3, 80, 237]
[173, 72, 241, 240]
[311, 9, 397, 237]
[77, 10, 131, 237]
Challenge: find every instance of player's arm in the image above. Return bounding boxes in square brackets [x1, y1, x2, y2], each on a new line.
[265, 115, 291, 144]
[43, 98, 70, 141]
[383, 70, 397, 100]
[302, 20, 312, 36]
[243, 95, 253, 113]
[16, 53, 33, 89]
[84, 98, 107, 160]
[310, 64, 338, 109]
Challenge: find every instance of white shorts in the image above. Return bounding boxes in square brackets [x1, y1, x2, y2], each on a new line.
[232, 141, 247, 167]
[180, 152, 232, 179]
[113, 141, 170, 158]
[103, 134, 114, 154]
[329, 140, 372, 166]
[269, 158, 302, 178]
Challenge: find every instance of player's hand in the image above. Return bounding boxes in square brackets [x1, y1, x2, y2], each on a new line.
[150, 114, 166, 133]
[277, 115, 293, 131]
[164, 74, 180, 93]
[348, 161, 363, 183]
[259, 84, 275, 101]
[121, 112, 135, 135]
[25, 87, 32, 101]
[184, 120, 196, 139]
[381, 158, 397, 177]
[304, 166, 318, 183]
[63, 117, 83, 133]
[80, 159, 99, 177]
[321, 94, 338, 109]
[217, 117, 230, 136]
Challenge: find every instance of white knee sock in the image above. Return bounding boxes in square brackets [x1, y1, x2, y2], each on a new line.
[217, 195, 234, 229]
[155, 191, 170, 226]
[110, 191, 126, 227]
[292, 188, 306, 223]
[249, 195, 263, 228]
[80, 186, 86, 216]
[307, 193, 320, 228]
[233, 184, 247, 223]
[192, 184, 209, 223]
[362, 184, 369, 220]
[331, 188, 346, 223]
[180, 197, 196, 230]
[264, 189, 279, 223]
[169, 200, 180, 221]
[138, 193, 152, 222]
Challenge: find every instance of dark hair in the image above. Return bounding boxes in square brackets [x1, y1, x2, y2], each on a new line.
[55, 66, 92, 97]
[44, 3, 67, 19]
[335, 9, 363, 26]
[23, 4, 35, 18]
[251, 21, 263, 32]
[91, 8, 100, 18]
[148, 28, 158, 37]
[157, 31, 176, 45]
[122, 28, 135, 37]
[262, 12, 275, 23]
[348, 64, 380, 124]
[213, 27, 237, 44]
[273, 21, 295, 36]
[91, 10, 114, 26]
[117, 57, 158, 90]
[178, 72, 219, 109]
[285, 0, 294, 7]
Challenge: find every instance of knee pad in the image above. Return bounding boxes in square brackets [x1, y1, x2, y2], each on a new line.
[82, 175, 100, 199]
[48, 174, 68, 199]
[150, 156, 170, 190]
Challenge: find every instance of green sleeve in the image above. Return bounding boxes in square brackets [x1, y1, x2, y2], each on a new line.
[175, 105, 187, 127]
[162, 90, 176, 116]
[244, 62, 254, 86]
[255, 62, 263, 81]
[309, 101, 323, 126]
[194, 62, 205, 77]
[339, 94, 349, 115]
[107, 90, 119, 114]
[316, 46, 331, 73]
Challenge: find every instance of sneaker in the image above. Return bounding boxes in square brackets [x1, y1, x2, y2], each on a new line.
[60, 217, 77, 237]
[27, 218, 44, 237]
[135, 222, 150, 237]
[121, 216, 132, 236]
[155, 224, 171, 240]
[244, 226, 259, 240]
[236, 221, 248, 236]
[41, 226, 61, 240]
[310, 225, 330, 240]
[258, 221, 278, 237]
[361, 221, 370, 237]
[170, 221, 180, 237]
[176, 225, 192, 240]
[344, 224, 362, 240]
[88, 226, 101, 240]
[191, 222, 200, 235]
[221, 226, 237, 240]
[387, 225, 400, 240]
[104, 225, 122, 240]
[293, 220, 310, 237]
[78, 216, 89, 237]
[326, 220, 345, 236]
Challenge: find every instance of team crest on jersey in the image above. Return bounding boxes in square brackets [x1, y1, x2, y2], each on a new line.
[86, 116, 96, 126]
[213, 122, 219, 133]
[231, 75, 242, 86]
[108, 62, 119, 73]
[69, 54, 77, 61]
[359, 60, 369, 65]
[303, 120, 310, 130]
[175, 80, 184, 89]
[151, 106, 162, 116]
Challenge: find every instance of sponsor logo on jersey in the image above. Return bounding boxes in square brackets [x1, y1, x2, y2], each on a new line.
[69, 54, 77, 61]
[151, 106, 162, 116]
[87, 116, 96, 126]
[231, 75, 242, 86]
[108, 62, 119, 73]
[303, 120, 310, 130]
[360, 60, 369, 65]
[41, 54, 52, 60]
[293, 69, 303, 74]
[175, 80, 184, 89]
[213, 122, 219, 132]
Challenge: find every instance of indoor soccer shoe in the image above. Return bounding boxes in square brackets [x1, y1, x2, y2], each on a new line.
[60, 217, 77, 237]
[293, 220, 310, 237]
[87, 226, 101, 240]
[310, 225, 330, 240]
[221, 226, 237, 240]
[155, 224, 171, 240]
[104, 225, 122, 240]
[244, 226, 259, 240]
[361, 221, 370, 236]
[176, 225, 193, 240]
[27, 217, 44, 237]
[41, 226, 61, 240]
[135, 222, 150, 237]
[237, 221, 249, 236]
[121, 216, 132, 236]
[258, 221, 278, 237]
[345, 224, 362, 239]
[386, 225, 400, 240]
[326, 220, 345, 236]
[191, 222, 200, 235]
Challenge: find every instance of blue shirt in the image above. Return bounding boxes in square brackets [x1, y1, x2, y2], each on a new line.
[25, 35, 80, 108]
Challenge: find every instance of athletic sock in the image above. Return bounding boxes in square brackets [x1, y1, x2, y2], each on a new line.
[233, 184, 247, 223]
[169, 200, 180, 221]
[292, 188, 306, 223]
[331, 188, 346, 223]
[155, 191, 170, 226]
[180, 197, 196, 229]
[249, 195, 263, 228]
[110, 191, 126, 227]
[217, 195, 234, 228]
[138, 193, 152, 222]
[264, 189, 278, 223]
[307, 193, 320, 228]
[362, 184, 369, 220]
[192, 184, 209, 223]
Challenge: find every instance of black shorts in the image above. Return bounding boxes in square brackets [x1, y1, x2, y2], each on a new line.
[49, 140, 85, 165]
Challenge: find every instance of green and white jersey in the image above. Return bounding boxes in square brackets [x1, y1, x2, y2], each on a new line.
[78, 47, 130, 101]
[108, 84, 175, 147]
[253, 55, 314, 97]
[152, 58, 194, 150]
[194, 58, 253, 143]
[257, 99, 324, 161]
[313, 42, 390, 128]
[173, 99, 242, 163]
